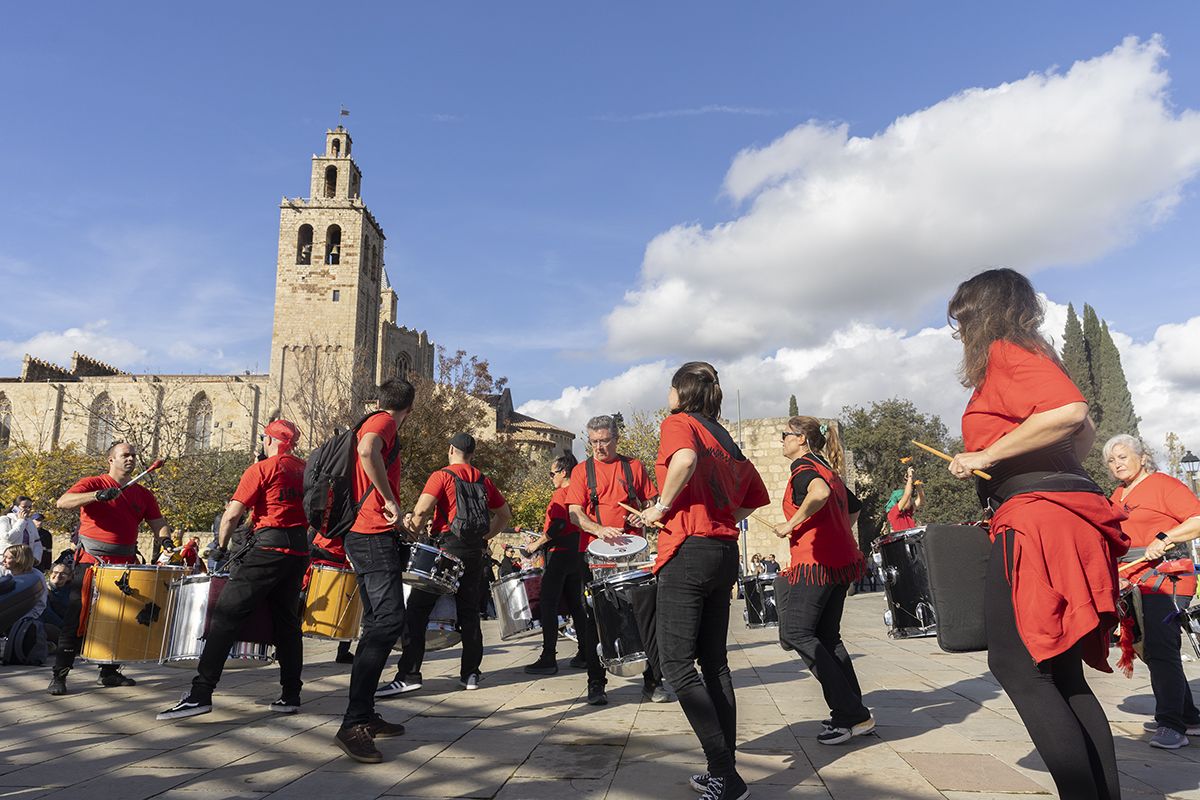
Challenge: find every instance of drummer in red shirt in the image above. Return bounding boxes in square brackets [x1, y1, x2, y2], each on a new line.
[49, 441, 173, 695]
[382, 433, 510, 695]
[566, 415, 670, 706]
[637, 362, 769, 800]
[158, 419, 311, 721]
[1106, 434, 1200, 748]
[522, 452, 590, 676]
[885, 466, 923, 532]
[947, 269, 1128, 800]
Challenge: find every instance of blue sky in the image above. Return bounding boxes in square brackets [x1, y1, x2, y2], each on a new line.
[3, 2, 1200, 446]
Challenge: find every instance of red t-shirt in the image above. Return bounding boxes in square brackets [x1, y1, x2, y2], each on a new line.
[962, 339, 1128, 670]
[962, 340, 1085, 452]
[70, 475, 162, 547]
[886, 504, 916, 532]
[351, 412, 403, 534]
[231, 453, 307, 530]
[653, 413, 769, 572]
[421, 463, 506, 534]
[1112, 472, 1200, 596]
[543, 485, 581, 552]
[565, 456, 656, 551]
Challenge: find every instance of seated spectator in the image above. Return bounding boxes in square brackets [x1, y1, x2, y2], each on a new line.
[2, 544, 46, 620]
[39, 563, 72, 648]
[0, 498, 43, 567]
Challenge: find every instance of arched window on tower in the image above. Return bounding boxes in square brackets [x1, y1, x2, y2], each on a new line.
[186, 393, 213, 453]
[332, 139, 341, 157]
[296, 224, 313, 265]
[324, 165, 338, 198]
[0, 393, 11, 449]
[395, 353, 412, 379]
[87, 393, 117, 455]
[350, 173, 360, 199]
[325, 225, 341, 265]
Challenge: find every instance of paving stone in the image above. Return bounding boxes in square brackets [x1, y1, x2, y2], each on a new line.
[492, 777, 610, 799]
[36, 766, 203, 800]
[513, 743, 622, 779]
[394, 756, 516, 797]
[899, 753, 1046, 793]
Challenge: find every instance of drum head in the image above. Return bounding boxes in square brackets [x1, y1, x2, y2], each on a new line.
[587, 535, 648, 560]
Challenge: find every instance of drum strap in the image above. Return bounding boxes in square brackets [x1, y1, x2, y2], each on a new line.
[585, 457, 639, 520]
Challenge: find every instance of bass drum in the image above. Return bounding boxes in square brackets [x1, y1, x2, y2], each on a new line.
[874, 527, 936, 639]
[160, 573, 274, 669]
[302, 564, 362, 641]
[589, 569, 654, 677]
[397, 583, 461, 652]
[741, 575, 778, 629]
[81, 564, 184, 664]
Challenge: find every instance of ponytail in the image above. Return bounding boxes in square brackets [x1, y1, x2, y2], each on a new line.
[787, 415, 844, 474]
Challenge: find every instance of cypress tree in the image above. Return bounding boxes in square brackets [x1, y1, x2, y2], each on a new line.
[1081, 304, 1104, 418]
[788, 394, 799, 417]
[1096, 321, 1139, 439]
[1061, 304, 1095, 407]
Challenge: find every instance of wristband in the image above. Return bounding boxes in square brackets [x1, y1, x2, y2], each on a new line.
[1155, 532, 1170, 543]
[654, 500, 670, 514]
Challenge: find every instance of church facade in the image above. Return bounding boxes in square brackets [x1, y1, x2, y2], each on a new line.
[0, 128, 569, 457]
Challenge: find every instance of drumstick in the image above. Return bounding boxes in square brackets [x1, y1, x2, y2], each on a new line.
[910, 440, 993, 481]
[618, 501, 663, 529]
[750, 514, 776, 528]
[124, 458, 167, 489]
[1118, 556, 1150, 574]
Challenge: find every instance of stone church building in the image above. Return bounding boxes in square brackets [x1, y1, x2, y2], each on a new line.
[0, 127, 571, 457]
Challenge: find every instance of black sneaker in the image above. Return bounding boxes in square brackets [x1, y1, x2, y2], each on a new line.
[367, 713, 406, 738]
[817, 716, 875, 745]
[698, 773, 749, 800]
[376, 675, 422, 697]
[336, 723, 382, 763]
[157, 694, 213, 721]
[98, 669, 136, 687]
[690, 772, 711, 793]
[568, 654, 588, 669]
[335, 643, 355, 664]
[47, 670, 68, 696]
[524, 657, 559, 675]
[586, 682, 608, 706]
[270, 696, 301, 714]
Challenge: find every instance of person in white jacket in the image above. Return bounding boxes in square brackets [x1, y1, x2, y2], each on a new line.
[0, 497, 43, 567]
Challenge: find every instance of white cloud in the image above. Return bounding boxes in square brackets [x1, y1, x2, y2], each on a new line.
[521, 302, 1200, 462]
[0, 322, 147, 369]
[606, 36, 1200, 360]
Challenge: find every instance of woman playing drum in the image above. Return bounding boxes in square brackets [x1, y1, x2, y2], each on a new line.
[947, 268, 1128, 800]
[1106, 433, 1200, 748]
[772, 415, 870, 745]
[637, 361, 769, 800]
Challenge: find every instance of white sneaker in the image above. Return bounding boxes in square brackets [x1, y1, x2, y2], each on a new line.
[459, 673, 481, 690]
[375, 678, 421, 697]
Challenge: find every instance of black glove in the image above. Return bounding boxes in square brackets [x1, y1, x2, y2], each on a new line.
[212, 546, 228, 567]
[95, 488, 121, 502]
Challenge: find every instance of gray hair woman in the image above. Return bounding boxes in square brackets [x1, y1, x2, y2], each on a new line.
[1106, 433, 1200, 747]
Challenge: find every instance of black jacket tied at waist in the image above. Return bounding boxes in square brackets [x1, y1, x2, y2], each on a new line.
[977, 439, 1105, 511]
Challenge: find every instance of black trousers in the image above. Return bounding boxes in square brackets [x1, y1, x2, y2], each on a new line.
[343, 531, 407, 726]
[397, 537, 484, 682]
[53, 561, 128, 675]
[986, 532, 1120, 800]
[538, 547, 586, 661]
[776, 574, 868, 728]
[656, 536, 740, 779]
[1141, 591, 1199, 734]
[192, 544, 308, 699]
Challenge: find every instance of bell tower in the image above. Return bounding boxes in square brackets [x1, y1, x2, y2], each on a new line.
[268, 126, 386, 444]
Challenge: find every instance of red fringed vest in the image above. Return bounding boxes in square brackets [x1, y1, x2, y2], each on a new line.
[782, 455, 866, 586]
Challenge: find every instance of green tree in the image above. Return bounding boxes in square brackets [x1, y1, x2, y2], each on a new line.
[1081, 304, 1105, 415]
[1061, 303, 1095, 408]
[1095, 321, 1139, 441]
[840, 399, 982, 549]
[619, 408, 667, 487]
[788, 394, 799, 417]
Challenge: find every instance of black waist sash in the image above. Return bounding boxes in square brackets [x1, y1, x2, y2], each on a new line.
[977, 440, 1104, 511]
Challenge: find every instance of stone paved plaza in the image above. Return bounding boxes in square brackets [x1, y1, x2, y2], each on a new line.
[3, 590, 1200, 800]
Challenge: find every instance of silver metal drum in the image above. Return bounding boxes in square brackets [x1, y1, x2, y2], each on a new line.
[160, 574, 273, 669]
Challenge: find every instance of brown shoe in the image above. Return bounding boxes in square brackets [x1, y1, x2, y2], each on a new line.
[336, 723, 382, 763]
[367, 713, 406, 738]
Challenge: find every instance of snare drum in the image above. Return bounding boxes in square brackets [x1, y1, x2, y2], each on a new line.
[403, 542, 464, 595]
[302, 564, 363, 641]
[873, 527, 937, 639]
[489, 568, 568, 641]
[161, 573, 274, 668]
[589, 569, 655, 677]
[586, 535, 649, 582]
[741, 575, 778, 628]
[81, 564, 184, 664]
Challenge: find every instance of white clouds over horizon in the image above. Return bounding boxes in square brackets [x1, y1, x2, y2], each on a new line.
[605, 36, 1200, 360]
[0, 322, 148, 370]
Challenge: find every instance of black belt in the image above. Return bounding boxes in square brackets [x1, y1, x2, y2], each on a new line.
[977, 440, 1103, 511]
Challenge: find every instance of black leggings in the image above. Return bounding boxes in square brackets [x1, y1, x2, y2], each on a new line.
[986, 532, 1120, 800]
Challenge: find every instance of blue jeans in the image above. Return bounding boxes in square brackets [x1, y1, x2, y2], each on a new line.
[343, 531, 406, 726]
[655, 536, 740, 778]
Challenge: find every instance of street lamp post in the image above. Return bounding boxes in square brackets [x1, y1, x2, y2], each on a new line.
[1182, 450, 1200, 496]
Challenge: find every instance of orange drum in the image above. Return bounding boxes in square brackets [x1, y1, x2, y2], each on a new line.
[301, 563, 363, 641]
[81, 564, 185, 663]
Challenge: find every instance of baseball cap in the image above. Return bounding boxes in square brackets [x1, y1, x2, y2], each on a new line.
[449, 432, 476, 455]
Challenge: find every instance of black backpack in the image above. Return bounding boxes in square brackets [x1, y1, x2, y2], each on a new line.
[303, 411, 401, 538]
[2, 616, 48, 666]
[444, 469, 491, 545]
